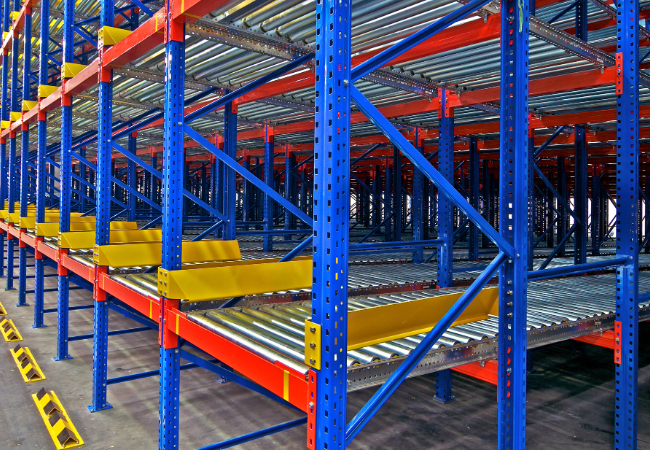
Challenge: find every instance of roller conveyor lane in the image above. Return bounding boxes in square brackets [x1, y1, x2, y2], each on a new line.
[181, 273, 650, 393]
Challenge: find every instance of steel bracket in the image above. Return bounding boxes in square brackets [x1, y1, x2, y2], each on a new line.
[304, 320, 321, 370]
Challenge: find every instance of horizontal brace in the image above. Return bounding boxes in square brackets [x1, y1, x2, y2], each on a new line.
[107, 363, 197, 385]
[528, 256, 629, 280]
[43, 304, 94, 314]
[68, 326, 151, 342]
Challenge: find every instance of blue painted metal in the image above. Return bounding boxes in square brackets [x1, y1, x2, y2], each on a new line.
[497, 0, 529, 447]
[127, 133, 137, 221]
[311, 1, 352, 447]
[614, 0, 639, 446]
[184, 127, 312, 227]
[70, 327, 150, 342]
[468, 137, 479, 261]
[434, 89, 455, 401]
[222, 100, 237, 240]
[528, 257, 628, 280]
[263, 126, 274, 251]
[574, 126, 587, 265]
[197, 418, 307, 450]
[16, 8, 32, 307]
[159, 12, 185, 449]
[108, 363, 197, 385]
[346, 252, 506, 443]
[89, 0, 114, 413]
[350, 86, 514, 256]
[55, 0, 75, 362]
[412, 129, 424, 263]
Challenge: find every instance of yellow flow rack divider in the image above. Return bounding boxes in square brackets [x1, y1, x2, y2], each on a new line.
[35, 221, 137, 237]
[347, 286, 499, 350]
[93, 239, 242, 267]
[10, 344, 46, 382]
[33, 388, 84, 449]
[0, 318, 22, 342]
[158, 259, 313, 302]
[59, 229, 163, 249]
[20, 214, 86, 229]
[0, 300, 6, 316]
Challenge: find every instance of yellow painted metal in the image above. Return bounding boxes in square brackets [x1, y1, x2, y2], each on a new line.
[184, 255, 311, 270]
[1, 120, 10, 129]
[59, 229, 163, 249]
[22, 100, 37, 112]
[10, 111, 22, 121]
[347, 286, 499, 350]
[10, 345, 46, 383]
[32, 390, 84, 449]
[35, 218, 113, 237]
[0, 300, 5, 316]
[98, 26, 131, 46]
[9, 10, 19, 20]
[93, 239, 241, 267]
[304, 320, 322, 370]
[0, 318, 22, 342]
[38, 84, 58, 98]
[158, 259, 312, 302]
[62, 62, 87, 79]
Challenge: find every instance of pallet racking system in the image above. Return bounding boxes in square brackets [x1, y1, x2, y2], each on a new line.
[0, 0, 646, 448]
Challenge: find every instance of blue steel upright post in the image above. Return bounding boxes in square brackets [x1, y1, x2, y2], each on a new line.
[412, 129, 424, 263]
[222, 98, 236, 240]
[263, 125, 274, 251]
[434, 89, 455, 403]
[498, 0, 529, 447]
[0, 0, 9, 281]
[127, 133, 137, 221]
[468, 136, 479, 261]
[614, 0, 639, 446]
[55, 0, 75, 361]
[33, 0, 49, 328]
[159, 8, 184, 449]
[89, 0, 114, 411]
[312, 0, 351, 447]
[17, 4, 33, 307]
[574, 126, 587, 265]
[6, 0, 19, 291]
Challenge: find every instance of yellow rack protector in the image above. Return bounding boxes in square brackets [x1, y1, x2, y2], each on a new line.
[10, 111, 22, 121]
[0, 300, 6, 316]
[35, 221, 138, 237]
[32, 388, 84, 449]
[346, 286, 499, 350]
[38, 84, 58, 98]
[1, 120, 10, 129]
[158, 259, 312, 302]
[0, 318, 22, 342]
[62, 62, 87, 79]
[10, 344, 46, 383]
[59, 229, 163, 249]
[93, 239, 241, 267]
[22, 100, 37, 112]
[98, 26, 131, 46]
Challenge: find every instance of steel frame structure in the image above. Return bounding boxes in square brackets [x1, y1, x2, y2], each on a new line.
[0, 0, 645, 448]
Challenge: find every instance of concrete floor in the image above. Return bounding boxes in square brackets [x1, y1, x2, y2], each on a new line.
[1, 259, 649, 449]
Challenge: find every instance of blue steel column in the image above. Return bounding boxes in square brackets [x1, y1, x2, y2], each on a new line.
[159, 12, 184, 449]
[556, 157, 566, 256]
[498, 0, 529, 446]
[393, 146, 401, 240]
[55, 0, 75, 361]
[263, 126, 274, 251]
[284, 147, 295, 239]
[17, 6, 33, 307]
[614, 0, 639, 446]
[89, 0, 114, 411]
[151, 149, 158, 210]
[468, 137, 479, 261]
[384, 160, 392, 240]
[412, 129, 424, 263]
[528, 131, 535, 270]
[434, 89, 455, 403]
[312, 0, 351, 447]
[33, 0, 48, 326]
[6, 1, 19, 291]
[127, 133, 137, 221]
[591, 171, 601, 255]
[222, 100, 236, 240]
[574, 126, 587, 264]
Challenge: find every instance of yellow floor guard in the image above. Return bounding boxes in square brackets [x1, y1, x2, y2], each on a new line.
[0, 300, 6, 316]
[10, 344, 45, 382]
[33, 388, 84, 449]
[0, 318, 22, 342]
